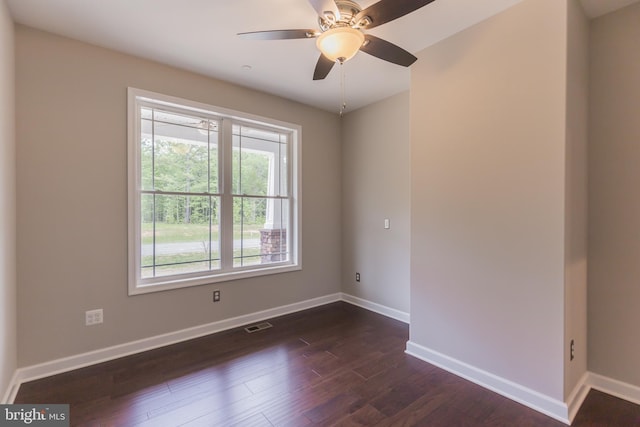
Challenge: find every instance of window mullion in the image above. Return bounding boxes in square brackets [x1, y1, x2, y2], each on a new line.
[220, 119, 234, 270]
[287, 131, 295, 263]
[151, 110, 156, 277]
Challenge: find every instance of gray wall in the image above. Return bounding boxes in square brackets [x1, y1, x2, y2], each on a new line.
[564, 0, 589, 398]
[409, 0, 569, 400]
[15, 26, 342, 366]
[0, 0, 16, 402]
[588, 2, 640, 388]
[341, 92, 411, 313]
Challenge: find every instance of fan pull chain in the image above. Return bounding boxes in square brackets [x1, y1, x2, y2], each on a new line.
[339, 60, 347, 117]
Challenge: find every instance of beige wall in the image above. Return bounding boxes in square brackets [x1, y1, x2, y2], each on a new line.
[0, 0, 16, 402]
[15, 26, 342, 366]
[564, 0, 589, 398]
[410, 0, 568, 400]
[10, 0, 639, 409]
[341, 92, 411, 313]
[588, 2, 640, 387]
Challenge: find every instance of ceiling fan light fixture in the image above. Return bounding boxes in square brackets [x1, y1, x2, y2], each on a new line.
[316, 26, 364, 63]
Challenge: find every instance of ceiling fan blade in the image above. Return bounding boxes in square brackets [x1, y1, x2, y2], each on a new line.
[313, 54, 336, 80]
[355, 0, 436, 29]
[307, 0, 340, 20]
[238, 29, 318, 40]
[360, 34, 417, 67]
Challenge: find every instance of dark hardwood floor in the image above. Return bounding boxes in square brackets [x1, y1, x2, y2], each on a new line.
[15, 302, 640, 426]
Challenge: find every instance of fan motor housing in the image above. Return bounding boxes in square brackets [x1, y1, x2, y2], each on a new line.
[318, 0, 364, 31]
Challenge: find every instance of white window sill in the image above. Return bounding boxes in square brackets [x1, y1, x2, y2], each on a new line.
[128, 263, 302, 295]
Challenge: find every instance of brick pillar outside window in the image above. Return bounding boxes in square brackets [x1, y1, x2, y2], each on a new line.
[260, 228, 286, 263]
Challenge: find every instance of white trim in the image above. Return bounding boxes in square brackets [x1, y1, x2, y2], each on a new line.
[130, 265, 304, 295]
[405, 341, 571, 425]
[127, 87, 302, 295]
[587, 372, 640, 407]
[12, 293, 341, 387]
[340, 293, 409, 323]
[1, 371, 20, 404]
[566, 372, 590, 422]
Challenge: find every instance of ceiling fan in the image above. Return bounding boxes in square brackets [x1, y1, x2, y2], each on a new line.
[238, 0, 436, 80]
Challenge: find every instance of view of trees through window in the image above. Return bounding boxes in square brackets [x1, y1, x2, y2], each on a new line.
[138, 107, 288, 279]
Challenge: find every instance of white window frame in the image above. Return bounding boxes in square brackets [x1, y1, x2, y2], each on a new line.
[127, 88, 301, 295]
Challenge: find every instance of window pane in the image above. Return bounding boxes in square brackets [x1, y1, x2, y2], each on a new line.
[141, 194, 154, 278]
[153, 121, 211, 193]
[279, 133, 288, 197]
[234, 124, 281, 143]
[232, 134, 240, 195]
[232, 125, 286, 197]
[209, 127, 219, 194]
[210, 197, 221, 267]
[154, 110, 208, 128]
[140, 119, 154, 191]
[141, 107, 152, 120]
[233, 197, 288, 267]
[148, 195, 215, 277]
[240, 146, 270, 196]
[263, 198, 290, 264]
[233, 197, 264, 267]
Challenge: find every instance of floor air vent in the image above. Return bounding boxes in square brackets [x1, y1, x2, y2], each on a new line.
[244, 322, 273, 333]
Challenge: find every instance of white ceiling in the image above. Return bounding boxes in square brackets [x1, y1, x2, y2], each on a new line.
[6, 0, 639, 113]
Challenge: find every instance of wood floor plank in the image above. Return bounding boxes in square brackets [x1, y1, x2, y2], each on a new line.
[332, 404, 387, 426]
[570, 389, 640, 427]
[302, 392, 363, 424]
[13, 302, 640, 426]
[145, 383, 253, 421]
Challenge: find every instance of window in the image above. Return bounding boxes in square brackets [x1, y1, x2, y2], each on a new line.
[128, 88, 300, 295]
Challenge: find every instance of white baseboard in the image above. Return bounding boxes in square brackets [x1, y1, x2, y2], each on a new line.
[9, 293, 342, 398]
[566, 372, 590, 422]
[587, 372, 640, 407]
[1, 371, 20, 404]
[405, 341, 571, 425]
[340, 293, 409, 323]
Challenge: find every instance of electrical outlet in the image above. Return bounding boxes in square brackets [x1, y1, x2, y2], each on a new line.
[356, 272, 360, 282]
[213, 290, 221, 302]
[570, 339, 575, 361]
[85, 309, 103, 326]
